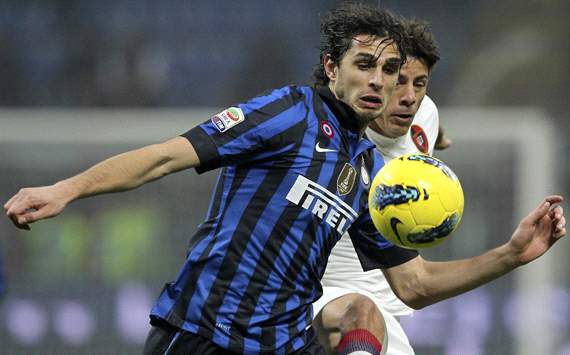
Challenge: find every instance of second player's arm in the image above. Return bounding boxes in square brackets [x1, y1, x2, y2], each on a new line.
[382, 246, 516, 309]
[382, 196, 566, 309]
[4, 136, 198, 228]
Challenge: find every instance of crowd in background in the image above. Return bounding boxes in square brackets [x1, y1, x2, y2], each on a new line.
[0, 0, 566, 119]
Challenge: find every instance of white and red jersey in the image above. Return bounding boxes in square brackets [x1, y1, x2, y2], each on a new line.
[318, 96, 439, 317]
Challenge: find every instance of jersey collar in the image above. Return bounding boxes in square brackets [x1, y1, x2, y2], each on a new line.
[316, 86, 362, 133]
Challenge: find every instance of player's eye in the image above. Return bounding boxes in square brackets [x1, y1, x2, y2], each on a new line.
[383, 63, 399, 75]
[414, 80, 427, 88]
[357, 61, 374, 70]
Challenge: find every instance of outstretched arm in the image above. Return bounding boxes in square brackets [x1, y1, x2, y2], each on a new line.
[4, 136, 198, 230]
[383, 195, 566, 309]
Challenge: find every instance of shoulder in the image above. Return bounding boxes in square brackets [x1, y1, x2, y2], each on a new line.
[409, 96, 439, 155]
[237, 85, 312, 125]
[413, 96, 439, 127]
[256, 85, 312, 101]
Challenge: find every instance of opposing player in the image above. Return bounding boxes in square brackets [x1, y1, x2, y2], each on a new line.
[3, 5, 566, 355]
[311, 19, 564, 355]
[312, 19, 441, 354]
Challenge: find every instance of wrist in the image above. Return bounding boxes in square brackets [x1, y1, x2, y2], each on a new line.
[54, 179, 81, 203]
[499, 242, 524, 269]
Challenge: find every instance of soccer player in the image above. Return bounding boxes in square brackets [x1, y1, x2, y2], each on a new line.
[312, 18, 566, 355]
[312, 20, 443, 354]
[3, 5, 566, 355]
[5, 4, 412, 354]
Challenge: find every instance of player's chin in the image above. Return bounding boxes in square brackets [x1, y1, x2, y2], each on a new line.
[356, 110, 382, 126]
[387, 123, 410, 138]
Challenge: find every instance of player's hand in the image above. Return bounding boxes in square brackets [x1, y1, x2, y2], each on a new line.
[508, 196, 566, 265]
[434, 125, 452, 150]
[4, 185, 71, 230]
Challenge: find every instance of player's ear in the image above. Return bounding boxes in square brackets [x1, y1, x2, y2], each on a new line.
[323, 54, 337, 81]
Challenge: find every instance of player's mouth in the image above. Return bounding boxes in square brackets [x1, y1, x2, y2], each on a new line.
[391, 113, 414, 125]
[358, 95, 383, 109]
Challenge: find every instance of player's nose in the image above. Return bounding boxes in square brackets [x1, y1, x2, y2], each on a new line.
[368, 68, 384, 90]
[399, 85, 416, 107]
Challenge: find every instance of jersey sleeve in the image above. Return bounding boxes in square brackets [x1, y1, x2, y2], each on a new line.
[181, 86, 308, 174]
[415, 95, 440, 156]
[348, 215, 418, 270]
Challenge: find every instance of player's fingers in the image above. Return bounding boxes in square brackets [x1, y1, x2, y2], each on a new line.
[4, 196, 16, 211]
[4, 192, 24, 212]
[550, 205, 563, 220]
[552, 226, 566, 242]
[545, 195, 563, 205]
[6, 192, 45, 217]
[555, 215, 566, 234]
[6, 203, 31, 219]
[527, 196, 564, 224]
[524, 199, 553, 225]
[17, 209, 47, 225]
[9, 214, 31, 230]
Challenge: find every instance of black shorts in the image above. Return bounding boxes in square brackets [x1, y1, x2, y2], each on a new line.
[143, 319, 326, 354]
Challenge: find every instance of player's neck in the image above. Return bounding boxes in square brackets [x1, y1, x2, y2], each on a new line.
[368, 120, 385, 136]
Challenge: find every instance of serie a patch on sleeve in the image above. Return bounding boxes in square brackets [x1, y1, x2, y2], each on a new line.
[211, 107, 245, 133]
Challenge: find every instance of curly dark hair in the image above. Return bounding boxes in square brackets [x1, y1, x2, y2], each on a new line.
[312, 2, 407, 86]
[403, 19, 440, 72]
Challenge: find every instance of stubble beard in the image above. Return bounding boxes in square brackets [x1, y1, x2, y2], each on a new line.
[355, 109, 383, 131]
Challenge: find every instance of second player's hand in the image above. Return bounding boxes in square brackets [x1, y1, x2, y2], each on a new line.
[4, 184, 73, 230]
[508, 195, 566, 265]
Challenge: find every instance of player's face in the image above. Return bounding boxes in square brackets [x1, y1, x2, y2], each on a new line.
[325, 35, 401, 128]
[370, 57, 429, 138]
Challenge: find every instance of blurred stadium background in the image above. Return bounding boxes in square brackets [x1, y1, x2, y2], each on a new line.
[0, 1, 568, 354]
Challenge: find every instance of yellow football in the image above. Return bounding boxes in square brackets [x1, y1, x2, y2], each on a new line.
[368, 154, 464, 249]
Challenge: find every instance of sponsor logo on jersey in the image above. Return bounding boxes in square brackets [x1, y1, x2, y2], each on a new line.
[315, 142, 336, 153]
[410, 124, 429, 153]
[320, 121, 334, 138]
[337, 163, 356, 195]
[211, 107, 245, 133]
[286, 175, 358, 234]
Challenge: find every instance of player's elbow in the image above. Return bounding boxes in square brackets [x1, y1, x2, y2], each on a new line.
[392, 280, 431, 310]
[389, 264, 433, 309]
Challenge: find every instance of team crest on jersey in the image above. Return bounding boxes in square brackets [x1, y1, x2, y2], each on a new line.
[211, 107, 245, 133]
[337, 163, 356, 195]
[410, 124, 429, 153]
[320, 121, 334, 138]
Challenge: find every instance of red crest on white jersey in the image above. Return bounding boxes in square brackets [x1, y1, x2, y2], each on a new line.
[410, 125, 429, 153]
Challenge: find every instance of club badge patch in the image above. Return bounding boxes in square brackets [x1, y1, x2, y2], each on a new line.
[337, 163, 357, 195]
[410, 124, 429, 153]
[320, 121, 334, 139]
[211, 107, 245, 133]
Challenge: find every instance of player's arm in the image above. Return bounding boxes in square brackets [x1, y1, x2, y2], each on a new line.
[382, 196, 566, 309]
[4, 136, 198, 230]
[434, 123, 452, 150]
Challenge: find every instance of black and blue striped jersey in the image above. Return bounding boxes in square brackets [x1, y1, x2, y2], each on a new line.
[150, 85, 418, 354]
